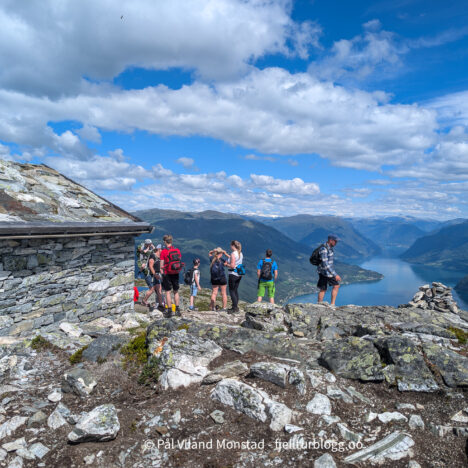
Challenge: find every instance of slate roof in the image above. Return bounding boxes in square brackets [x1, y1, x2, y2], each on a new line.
[0, 160, 152, 237]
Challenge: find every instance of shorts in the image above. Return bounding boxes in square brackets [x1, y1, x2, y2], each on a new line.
[162, 274, 180, 292]
[145, 274, 161, 288]
[317, 274, 339, 291]
[258, 281, 275, 298]
[211, 278, 227, 286]
[190, 284, 198, 297]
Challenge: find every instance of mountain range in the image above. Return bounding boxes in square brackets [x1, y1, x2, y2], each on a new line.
[401, 219, 468, 271]
[133, 209, 383, 303]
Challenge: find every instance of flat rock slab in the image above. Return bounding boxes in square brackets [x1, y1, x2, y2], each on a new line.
[81, 334, 127, 362]
[68, 404, 120, 443]
[344, 431, 414, 464]
[202, 360, 248, 385]
[319, 337, 384, 381]
[0, 416, 27, 441]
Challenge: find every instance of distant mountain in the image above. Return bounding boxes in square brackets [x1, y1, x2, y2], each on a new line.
[257, 215, 381, 261]
[400, 220, 468, 271]
[134, 209, 383, 303]
[455, 274, 468, 294]
[350, 217, 430, 254]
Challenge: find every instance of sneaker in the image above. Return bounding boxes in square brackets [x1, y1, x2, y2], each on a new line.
[175, 306, 182, 317]
[329, 304, 336, 309]
[157, 305, 165, 312]
[227, 307, 239, 315]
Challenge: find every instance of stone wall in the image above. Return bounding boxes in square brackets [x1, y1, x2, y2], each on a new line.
[0, 235, 135, 336]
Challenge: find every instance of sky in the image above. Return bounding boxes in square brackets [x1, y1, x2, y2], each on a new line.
[1, 0, 467, 219]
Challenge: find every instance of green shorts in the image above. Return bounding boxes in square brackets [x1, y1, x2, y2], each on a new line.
[258, 281, 275, 298]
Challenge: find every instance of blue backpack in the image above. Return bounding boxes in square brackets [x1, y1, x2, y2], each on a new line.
[210, 260, 225, 283]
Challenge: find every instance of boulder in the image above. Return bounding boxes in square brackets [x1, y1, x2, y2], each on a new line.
[59, 322, 83, 338]
[81, 334, 127, 362]
[47, 407, 68, 430]
[68, 404, 120, 443]
[249, 361, 289, 387]
[211, 378, 292, 431]
[423, 343, 468, 388]
[319, 337, 384, 381]
[242, 303, 287, 333]
[155, 330, 222, 390]
[62, 368, 97, 397]
[306, 393, 332, 415]
[374, 337, 439, 392]
[314, 453, 337, 467]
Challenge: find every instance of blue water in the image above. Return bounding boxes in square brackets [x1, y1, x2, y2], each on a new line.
[289, 257, 468, 309]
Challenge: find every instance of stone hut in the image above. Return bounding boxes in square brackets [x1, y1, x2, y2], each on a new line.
[0, 160, 153, 336]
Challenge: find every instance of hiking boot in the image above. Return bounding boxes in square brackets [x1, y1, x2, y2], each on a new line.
[157, 305, 165, 312]
[175, 306, 182, 317]
[227, 307, 239, 315]
[164, 306, 173, 318]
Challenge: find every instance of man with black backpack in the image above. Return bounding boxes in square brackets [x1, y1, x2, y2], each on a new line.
[160, 234, 184, 317]
[310, 234, 341, 308]
[257, 249, 278, 304]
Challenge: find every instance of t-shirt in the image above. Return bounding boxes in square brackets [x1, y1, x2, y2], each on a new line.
[160, 246, 181, 275]
[192, 269, 200, 285]
[228, 251, 243, 277]
[257, 258, 278, 282]
[148, 252, 160, 274]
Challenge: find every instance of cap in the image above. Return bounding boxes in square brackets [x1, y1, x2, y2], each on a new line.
[328, 234, 339, 241]
[156, 244, 162, 249]
[144, 239, 152, 244]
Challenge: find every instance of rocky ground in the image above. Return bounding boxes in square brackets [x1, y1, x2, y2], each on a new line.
[0, 283, 467, 467]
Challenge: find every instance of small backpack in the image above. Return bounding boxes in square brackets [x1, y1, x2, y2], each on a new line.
[166, 247, 184, 274]
[235, 264, 246, 276]
[210, 260, 225, 283]
[260, 259, 273, 281]
[184, 268, 194, 285]
[310, 244, 326, 266]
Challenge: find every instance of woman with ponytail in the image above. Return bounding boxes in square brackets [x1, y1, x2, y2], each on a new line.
[227, 240, 244, 314]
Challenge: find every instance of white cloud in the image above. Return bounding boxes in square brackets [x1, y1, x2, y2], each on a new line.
[244, 154, 278, 162]
[250, 174, 319, 195]
[176, 157, 195, 169]
[0, 0, 320, 96]
[0, 68, 435, 171]
[44, 153, 150, 191]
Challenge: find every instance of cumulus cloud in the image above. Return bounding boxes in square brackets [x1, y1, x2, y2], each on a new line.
[0, 68, 436, 171]
[0, 0, 320, 96]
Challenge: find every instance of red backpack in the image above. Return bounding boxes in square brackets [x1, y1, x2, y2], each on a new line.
[165, 247, 184, 274]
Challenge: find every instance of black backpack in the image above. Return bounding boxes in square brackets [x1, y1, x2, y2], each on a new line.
[210, 260, 225, 283]
[260, 259, 273, 281]
[310, 244, 326, 266]
[184, 268, 194, 285]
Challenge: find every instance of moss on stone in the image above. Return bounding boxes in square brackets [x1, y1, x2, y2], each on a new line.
[69, 345, 89, 364]
[121, 331, 147, 367]
[448, 326, 468, 345]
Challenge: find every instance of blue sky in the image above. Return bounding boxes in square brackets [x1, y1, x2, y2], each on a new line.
[0, 0, 467, 218]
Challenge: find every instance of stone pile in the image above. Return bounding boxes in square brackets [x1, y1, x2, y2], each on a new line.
[405, 282, 460, 314]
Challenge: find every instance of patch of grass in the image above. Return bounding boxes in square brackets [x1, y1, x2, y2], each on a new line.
[121, 332, 147, 368]
[30, 335, 52, 350]
[448, 326, 468, 345]
[97, 357, 107, 364]
[138, 356, 162, 386]
[69, 345, 88, 364]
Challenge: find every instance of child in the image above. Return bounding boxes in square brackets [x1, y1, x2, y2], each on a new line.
[189, 258, 202, 311]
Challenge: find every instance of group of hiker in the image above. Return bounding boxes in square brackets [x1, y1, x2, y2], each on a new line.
[136, 233, 341, 316]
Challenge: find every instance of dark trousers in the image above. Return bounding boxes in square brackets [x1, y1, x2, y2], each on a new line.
[228, 274, 242, 309]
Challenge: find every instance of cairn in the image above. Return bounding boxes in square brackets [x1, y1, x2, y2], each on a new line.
[407, 282, 459, 314]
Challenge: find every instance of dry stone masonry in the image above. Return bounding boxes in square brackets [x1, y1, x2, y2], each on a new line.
[0, 235, 135, 336]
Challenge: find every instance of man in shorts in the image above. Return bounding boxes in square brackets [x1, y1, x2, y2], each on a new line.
[160, 234, 182, 317]
[257, 249, 278, 304]
[317, 235, 341, 308]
